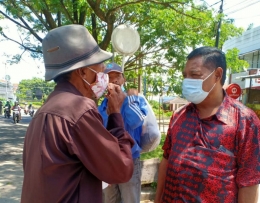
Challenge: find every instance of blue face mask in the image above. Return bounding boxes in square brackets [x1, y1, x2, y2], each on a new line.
[182, 70, 216, 104]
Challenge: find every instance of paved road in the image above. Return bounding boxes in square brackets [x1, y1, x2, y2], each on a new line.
[0, 113, 32, 202]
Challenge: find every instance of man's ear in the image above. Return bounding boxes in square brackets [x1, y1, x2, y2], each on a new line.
[76, 68, 85, 77]
[215, 67, 223, 82]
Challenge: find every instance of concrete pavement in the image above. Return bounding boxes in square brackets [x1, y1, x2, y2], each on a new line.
[0, 113, 31, 202]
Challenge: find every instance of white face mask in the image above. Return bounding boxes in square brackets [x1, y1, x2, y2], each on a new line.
[82, 68, 109, 99]
[182, 70, 216, 104]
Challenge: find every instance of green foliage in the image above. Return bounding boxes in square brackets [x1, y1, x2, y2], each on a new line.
[148, 99, 173, 119]
[17, 77, 55, 101]
[0, 0, 246, 96]
[246, 104, 260, 110]
[140, 134, 166, 160]
[148, 100, 160, 110]
[225, 48, 249, 73]
[164, 111, 173, 118]
[151, 182, 157, 189]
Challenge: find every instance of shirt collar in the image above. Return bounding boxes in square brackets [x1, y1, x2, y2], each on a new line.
[54, 81, 83, 96]
[187, 90, 231, 125]
[214, 91, 233, 125]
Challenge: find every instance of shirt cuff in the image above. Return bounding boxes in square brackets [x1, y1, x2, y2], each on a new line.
[107, 113, 124, 130]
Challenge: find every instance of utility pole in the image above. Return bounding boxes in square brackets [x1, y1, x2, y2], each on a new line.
[5, 63, 7, 100]
[215, 0, 224, 48]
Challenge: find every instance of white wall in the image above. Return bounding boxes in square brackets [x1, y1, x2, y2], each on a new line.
[223, 26, 260, 55]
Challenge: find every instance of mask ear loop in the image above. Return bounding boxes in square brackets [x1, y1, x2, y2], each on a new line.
[203, 69, 216, 81]
[81, 67, 98, 86]
[203, 69, 217, 93]
[88, 67, 97, 73]
[82, 77, 91, 85]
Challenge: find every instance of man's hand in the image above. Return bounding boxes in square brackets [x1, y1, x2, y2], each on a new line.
[127, 88, 138, 96]
[106, 83, 126, 115]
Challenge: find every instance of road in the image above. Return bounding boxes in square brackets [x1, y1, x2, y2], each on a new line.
[0, 112, 32, 203]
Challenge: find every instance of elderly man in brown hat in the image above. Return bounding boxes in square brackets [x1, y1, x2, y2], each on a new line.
[21, 25, 134, 203]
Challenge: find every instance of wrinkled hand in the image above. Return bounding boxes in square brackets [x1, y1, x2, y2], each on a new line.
[106, 83, 126, 115]
[127, 88, 138, 96]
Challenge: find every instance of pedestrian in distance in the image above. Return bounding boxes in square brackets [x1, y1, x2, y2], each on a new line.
[4, 100, 11, 118]
[0, 100, 3, 115]
[21, 24, 135, 203]
[98, 62, 148, 203]
[155, 46, 260, 203]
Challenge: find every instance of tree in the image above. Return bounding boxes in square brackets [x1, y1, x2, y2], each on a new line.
[225, 48, 249, 74]
[0, 0, 245, 96]
[16, 77, 55, 101]
[121, 3, 245, 96]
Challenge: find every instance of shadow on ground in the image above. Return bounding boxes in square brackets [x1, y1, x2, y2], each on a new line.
[0, 115, 31, 202]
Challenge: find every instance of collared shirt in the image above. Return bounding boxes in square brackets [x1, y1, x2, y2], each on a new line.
[21, 81, 134, 203]
[162, 93, 260, 203]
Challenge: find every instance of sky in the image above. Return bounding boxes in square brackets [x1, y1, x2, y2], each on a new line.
[0, 0, 260, 84]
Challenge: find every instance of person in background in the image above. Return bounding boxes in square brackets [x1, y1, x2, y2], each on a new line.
[21, 25, 134, 203]
[98, 62, 148, 203]
[28, 103, 34, 116]
[0, 101, 2, 115]
[24, 102, 29, 115]
[12, 101, 22, 120]
[155, 46, 260, 203]
[4, 100, 11, 117]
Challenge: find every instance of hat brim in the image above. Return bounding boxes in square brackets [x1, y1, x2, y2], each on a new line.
[45, 49, 113, 81]
[104, 69, 123, 74]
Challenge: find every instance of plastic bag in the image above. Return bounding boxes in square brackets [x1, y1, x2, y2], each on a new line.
[139, 94, 161, 153]
[102, 181, 108, 189]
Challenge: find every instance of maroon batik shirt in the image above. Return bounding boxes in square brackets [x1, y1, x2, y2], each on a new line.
[162, 93, 260, 203]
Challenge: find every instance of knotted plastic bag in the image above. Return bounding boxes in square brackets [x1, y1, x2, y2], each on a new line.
[139, 94, 161, 153]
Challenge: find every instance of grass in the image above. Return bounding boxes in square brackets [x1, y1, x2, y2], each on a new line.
[140, 134, 166, 160]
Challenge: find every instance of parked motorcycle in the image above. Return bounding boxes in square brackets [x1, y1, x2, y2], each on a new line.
[4, 107, 11, 118]
[13, 108, 21, 124]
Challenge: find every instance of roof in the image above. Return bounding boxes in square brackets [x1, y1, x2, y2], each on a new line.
[164, 97, 189, 104]
[235, 74, 260, 80]
[160, 96, 177, 103]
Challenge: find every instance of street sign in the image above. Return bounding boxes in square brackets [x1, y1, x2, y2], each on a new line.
[35, 89, 43, 100]
[5, 75, 10, 81]
[225, 83, 242, 99]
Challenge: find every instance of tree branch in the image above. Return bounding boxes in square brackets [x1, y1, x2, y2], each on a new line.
[41, 0, 57, 29]
[79, 5, 87, 25]
[86, 0, 106, 21]
[0, 10, 28, 30]
[73, 0, 78, 23]
[59, 0, 74, 23]
[1, 31, 42, 53]
[21, 0, 50, 30]
[107, 0, 186, 15]
[91, 13, 98, 42]
[99, 21, 114, 50]
[2, 1, 43, 42]
[18, 17, 43, 43]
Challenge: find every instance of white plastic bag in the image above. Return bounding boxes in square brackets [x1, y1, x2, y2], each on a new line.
[102, 181, 108, 189]
[139, 94, 161, 153]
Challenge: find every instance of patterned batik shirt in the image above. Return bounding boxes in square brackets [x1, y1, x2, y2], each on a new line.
[162, 94, 260, 203]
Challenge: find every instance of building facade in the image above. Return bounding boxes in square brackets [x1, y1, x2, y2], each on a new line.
[0, 79, 15, 101]
[223, 26, 260, 104]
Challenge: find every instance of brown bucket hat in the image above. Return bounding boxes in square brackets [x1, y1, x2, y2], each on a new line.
[42, 24, 113, 81]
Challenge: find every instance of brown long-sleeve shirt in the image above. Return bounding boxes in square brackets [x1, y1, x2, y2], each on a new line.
[21, 81, 134, 203]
